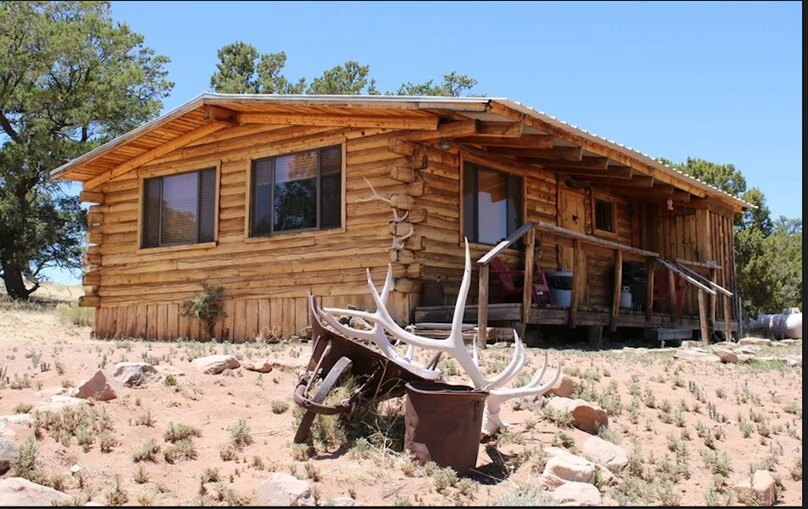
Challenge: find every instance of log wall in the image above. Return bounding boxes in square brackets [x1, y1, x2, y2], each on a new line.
[85, 125, 420, 340]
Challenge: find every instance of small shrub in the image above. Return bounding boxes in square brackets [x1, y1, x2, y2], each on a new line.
[99, 431, 119, 453]
[132, 439, 161, 463]
[597, 425, 622, 445]
[164, 374, 178, 387]
[105, 475, 129, 506]
[304, 463, 321, 482]
[220, 444, 237, 462]
[230, 419, 253, 449]
[180, 283, 228, 341]
[12, 437, 39, 478]
[271, 399, 290, 414]
[432, 467, 458, 493]
[133, 465, 150, 484]
[13, 402, 34, 414]
[136, 489, 158, 506]
[164, 422, 202, 443]
[135, 409, 156, 427]
[790, 456, 802, 481]
[543, 405, 574, 428]
[552, 431, 576, 450]
[55, 302, 94, 327]
[164, 439, 197, 463]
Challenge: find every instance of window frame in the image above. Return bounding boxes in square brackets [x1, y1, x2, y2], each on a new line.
[247, 143, 345, 239]
[591, 192, 618, 238]
[460, 158, 524, 247]
[137, 161, 221, 253]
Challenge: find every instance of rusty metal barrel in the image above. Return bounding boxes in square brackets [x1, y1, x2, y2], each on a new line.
[404, 382, 488, 475]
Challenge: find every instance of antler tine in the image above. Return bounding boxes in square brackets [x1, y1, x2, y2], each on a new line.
[482, 333, 527, 391]
[355, 177, 393, 205]
[313, 298, 441, 380]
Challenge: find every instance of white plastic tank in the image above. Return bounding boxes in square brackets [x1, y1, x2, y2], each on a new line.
[620, 286, 632, 309]
[546, 271, 573, 308]
[748, 308, 802, 339]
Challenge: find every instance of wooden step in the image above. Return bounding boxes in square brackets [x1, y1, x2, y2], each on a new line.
[406, 323, 515, 342]
[643, 327, 693, 343]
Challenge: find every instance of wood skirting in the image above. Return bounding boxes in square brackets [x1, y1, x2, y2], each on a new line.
[92, 292, 410, 341]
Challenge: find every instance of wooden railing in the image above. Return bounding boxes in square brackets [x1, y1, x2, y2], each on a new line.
[475, 221, 730, 346]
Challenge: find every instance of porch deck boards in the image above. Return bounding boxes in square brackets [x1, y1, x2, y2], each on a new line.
[414, 303, 738, 331]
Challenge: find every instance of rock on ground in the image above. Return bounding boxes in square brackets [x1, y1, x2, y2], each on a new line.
[0, 477, 72, 506]
[582, 436, 628, 472]
[544, 374, 578, 398]
[738, 337, 772, 346]
[33, 395, 87, 413]
[73, 370, 117, 401]
[243, 359, 274, 373]
[112, 362, 161, 387]
[254, 473, 314, 506]
[734, 470, 776, 506]
[191, 355, 241, 375]
[546, 397, 609, 434]
[0, 421, 13, 438]
[712, 348, 740, 364]
[542, 454, 596, 486]
[552, 481, 602, 506]
[332, 497, 357, 506]
[1, 439, 19, 475]
[0, 414, 32, 425]
[674, 349, 721, 363]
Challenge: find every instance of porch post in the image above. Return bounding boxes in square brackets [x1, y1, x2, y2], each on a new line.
[522, 226, 536, 324]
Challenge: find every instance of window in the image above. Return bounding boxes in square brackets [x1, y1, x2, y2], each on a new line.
[250, 145, 342, 236]
[594, 198, 616, 234]
[463, 162, 522, 245]
[142, 168, 217, 248]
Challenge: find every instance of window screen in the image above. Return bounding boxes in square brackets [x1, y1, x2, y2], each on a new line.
[463, 162, 523, 245]
[250, 145, 343, 236]
[142, 168, 216, 248]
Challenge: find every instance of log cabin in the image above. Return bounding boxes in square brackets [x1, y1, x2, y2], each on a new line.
[51, 94, 752, 344]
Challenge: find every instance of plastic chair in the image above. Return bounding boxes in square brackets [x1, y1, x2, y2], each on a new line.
[489, 256, 553, 306]
[652, 268, 685, 316]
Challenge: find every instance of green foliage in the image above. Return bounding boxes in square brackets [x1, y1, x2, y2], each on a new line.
[55, 302, 94, 326]
[0, 1, 172, 299]
[209, 42, 478, 97]
[180, 283, 227, 340]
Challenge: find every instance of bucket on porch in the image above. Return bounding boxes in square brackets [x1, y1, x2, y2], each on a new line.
[404, 382, 488, 475]
[546, 271, 573, 307]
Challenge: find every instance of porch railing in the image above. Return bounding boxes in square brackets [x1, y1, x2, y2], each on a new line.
[475, 221, 730, 347]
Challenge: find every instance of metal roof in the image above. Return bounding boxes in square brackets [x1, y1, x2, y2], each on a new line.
[50, 92, 753, 210]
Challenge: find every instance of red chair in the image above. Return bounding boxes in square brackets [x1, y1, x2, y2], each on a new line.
[489, 257, 553, 306]
[653, 268, 685, 316]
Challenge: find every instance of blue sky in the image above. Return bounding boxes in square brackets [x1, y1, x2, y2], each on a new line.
[47, 1, 802, 284]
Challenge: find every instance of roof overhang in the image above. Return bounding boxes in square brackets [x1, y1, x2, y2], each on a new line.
[50, 93, 753, 211]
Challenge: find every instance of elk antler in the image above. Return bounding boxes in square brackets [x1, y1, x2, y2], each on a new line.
[316, 238, 562, 436]
[313, 266, 441, 381]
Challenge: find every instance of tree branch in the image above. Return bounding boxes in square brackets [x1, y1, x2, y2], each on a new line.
[0, 111, 22, 144]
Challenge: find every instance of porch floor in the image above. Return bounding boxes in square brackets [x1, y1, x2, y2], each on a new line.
[414, 303, 738, 331]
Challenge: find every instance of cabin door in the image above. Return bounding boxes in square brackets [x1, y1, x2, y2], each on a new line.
[557, 186, 587, 271]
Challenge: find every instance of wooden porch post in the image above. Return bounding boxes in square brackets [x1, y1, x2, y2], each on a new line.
[522, 227, 536, 324]
[478, 264, 489, 349]
[668, 268, 678, 322]
[646, 257, 655, 321]
[723, 294, 732, 341]
[610, 249, 623, 332]
[709, 268, 717, 329]
[569, 239, 582, 327]
[698, 289, 709, 344]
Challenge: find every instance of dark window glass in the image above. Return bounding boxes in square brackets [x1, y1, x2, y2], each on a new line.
[252, 159, 274, 236]
[595, 199, 614, 233]
[463, 162, 523, 245]
[141, 168, 216, 248]
[250, 145, 343, 236]
[142, 179, 161, 248]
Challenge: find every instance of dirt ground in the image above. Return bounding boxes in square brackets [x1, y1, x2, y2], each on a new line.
[0, 291, 802, 506]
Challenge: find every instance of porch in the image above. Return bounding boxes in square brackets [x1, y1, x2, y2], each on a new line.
[414, 220, 738, 345]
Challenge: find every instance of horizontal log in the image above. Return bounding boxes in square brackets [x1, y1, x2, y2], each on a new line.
[79, 191, 105, 203]
[454, 134, 554, 149]
[79, 296, 99, 308]
[203, 105, 238, 125]
[392, 120, 478, 142]
[237, 112, 439, 130]
[477, 121, 523, 137]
